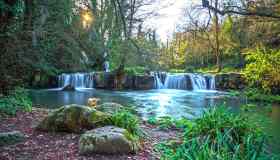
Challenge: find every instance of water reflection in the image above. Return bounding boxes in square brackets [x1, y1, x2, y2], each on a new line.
[30, 89, 237, 119]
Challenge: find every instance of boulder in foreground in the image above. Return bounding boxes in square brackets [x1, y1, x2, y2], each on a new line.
[79, 126, 140, 155]
[36, 104, 111, 133]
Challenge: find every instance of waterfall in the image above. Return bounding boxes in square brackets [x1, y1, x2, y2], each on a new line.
[154, 73, 165, 89]
[58, 73, 95, 88]
[164, 74, 189, 89]
[209, 75, 216, 90]
[189, 74, 208, 90]
[104, 61, 110, 72]
[154, 73, 216, 90]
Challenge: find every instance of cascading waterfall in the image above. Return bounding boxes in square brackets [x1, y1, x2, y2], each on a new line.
[189, 74, 208, 90]
[58, 73, 95, 88]
[164, 74, 189, 89]
[154, 73, 216, 90]
[209, 75, 216, 90]
[154, 73, 164, 89]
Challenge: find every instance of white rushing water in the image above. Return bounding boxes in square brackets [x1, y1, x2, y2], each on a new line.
[58, 73, 95, 89]
[154, 73, 216, 90]
[164, 74, 189, 89]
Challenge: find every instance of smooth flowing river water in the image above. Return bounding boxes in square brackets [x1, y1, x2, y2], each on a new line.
[30, 89, 242, 119]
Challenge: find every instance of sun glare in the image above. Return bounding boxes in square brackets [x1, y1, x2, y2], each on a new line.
[82, 11, 93, 28]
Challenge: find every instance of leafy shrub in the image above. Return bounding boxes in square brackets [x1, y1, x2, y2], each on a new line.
[244, 48, 280, 94]
[111, 111, 142, 137]
[244, 88, 280, 103]
[124, 66, 148, 75]
[157, 116, 174, 129]
[156, 107, 269, 160]
[147, 116, 193, 130]
[0, 87, 32, 115]
[147, 116, 157, 125]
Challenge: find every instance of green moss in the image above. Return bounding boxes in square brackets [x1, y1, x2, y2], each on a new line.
[88, 110, 111, 126]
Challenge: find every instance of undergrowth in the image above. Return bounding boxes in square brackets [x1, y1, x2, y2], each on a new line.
[155, 107, 277, 160]
[0, 87, 32, 116]
[110, 110, 143, 138]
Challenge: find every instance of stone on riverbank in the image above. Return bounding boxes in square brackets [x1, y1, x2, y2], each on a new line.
[79, 126, 140, 155]
[36, 104, 111, 133]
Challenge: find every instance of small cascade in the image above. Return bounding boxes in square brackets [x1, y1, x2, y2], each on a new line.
[153, 72, 216, 90]
[189, 74, 208, 90]
[154, 73, 164, 89]
[164, 74, 189, 89]
[209, 75, 216, 90]
[58, 73, 95, 88]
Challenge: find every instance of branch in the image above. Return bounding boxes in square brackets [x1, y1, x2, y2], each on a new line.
[206, 4, 280, 19]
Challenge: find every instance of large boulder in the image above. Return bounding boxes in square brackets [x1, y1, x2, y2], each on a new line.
[215, 73, 246, 90]
[36, 104, 111, 133]
[79, 126, 140, 155]
[0, 131, 25, 147]
[96, 103, 125, 114]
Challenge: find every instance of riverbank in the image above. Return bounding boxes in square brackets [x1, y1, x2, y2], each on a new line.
[0, 107, 179, 160]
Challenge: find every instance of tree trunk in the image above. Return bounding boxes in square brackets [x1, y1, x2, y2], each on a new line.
[214, 0, 221, 72]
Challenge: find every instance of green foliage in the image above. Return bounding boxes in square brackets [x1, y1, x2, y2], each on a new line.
[244, 48, 280, 93]
[0, 87, 32, 116]
[244, 88, 280, 103]
[157, 116, 174, 129]
[156, 107, 269, 160]
[110, 111, 142, 137]
[169, 69, 185, 73]
[124, 66, 147, 76]
[147, 116, 157, 125]
[147, 116, 193, 130]
[240, 103, 257, 112]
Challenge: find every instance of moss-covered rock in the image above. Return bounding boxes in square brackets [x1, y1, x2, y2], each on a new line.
[79, 126, 140, 155]
[0, 131, 25, 147]
[36, 104, 111, 133]
[96, 103, 125, 114]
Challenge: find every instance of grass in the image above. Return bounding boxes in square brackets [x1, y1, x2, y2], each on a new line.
[0, 87, 32, 116]
[147, 116, 193, 130]
[228, 88, 280, 104]
[195, 66, 241, 74]
[124, 66, 148, 75]
[110, 110, 143, 138]
[155, 107, 277, 160]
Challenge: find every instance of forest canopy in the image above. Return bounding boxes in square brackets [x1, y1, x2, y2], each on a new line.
[0, 0, 280, 93]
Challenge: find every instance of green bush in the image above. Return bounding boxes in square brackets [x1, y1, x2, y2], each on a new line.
[244, 88, 280, 103]
[244, 48, 280, 94]
[111, 111, 142, 137]
[147, 116, 193, 130]
[124, 66, 148, 75]
[0, 87, 32, 115]
[156, 107, 269, 160]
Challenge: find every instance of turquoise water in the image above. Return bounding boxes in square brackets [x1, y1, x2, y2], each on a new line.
[30, 89, 242, 119]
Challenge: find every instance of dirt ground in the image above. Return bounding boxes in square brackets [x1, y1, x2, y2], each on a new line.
[0, 108, 178, 160]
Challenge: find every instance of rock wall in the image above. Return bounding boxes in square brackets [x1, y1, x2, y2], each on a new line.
[94, 72, 154, 90]
[215, 73, 246, 90]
